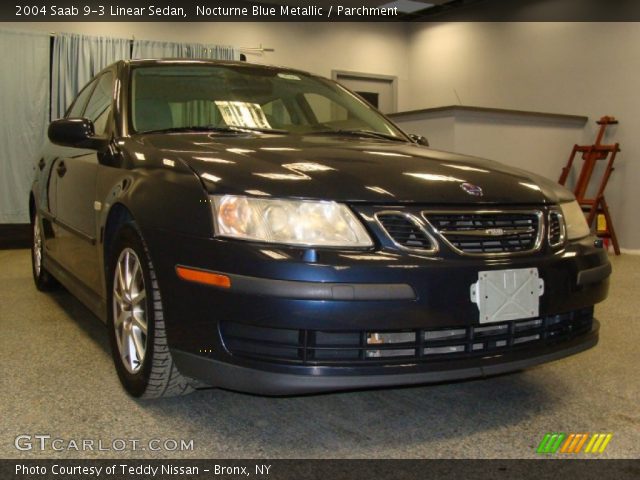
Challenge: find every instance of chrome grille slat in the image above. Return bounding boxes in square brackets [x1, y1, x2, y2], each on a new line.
[375, 211, 438, 252]
[548, 210, 566, 247]
[423, 210, 544, 256]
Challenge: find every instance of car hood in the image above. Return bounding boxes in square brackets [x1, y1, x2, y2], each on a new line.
[134, 133, 573, 205]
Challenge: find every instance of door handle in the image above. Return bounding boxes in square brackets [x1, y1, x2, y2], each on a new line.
[56, 161, 67, 177]
[38, 158, 46, 170]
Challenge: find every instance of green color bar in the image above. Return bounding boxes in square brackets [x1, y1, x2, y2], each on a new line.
[550, 433, 566, 453]
[536, 433, 552, 454]
[544, 434, 558, 453]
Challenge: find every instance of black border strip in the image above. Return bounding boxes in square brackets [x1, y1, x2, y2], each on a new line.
[4, 0, 640, 22]
[3, 459, 640, 480]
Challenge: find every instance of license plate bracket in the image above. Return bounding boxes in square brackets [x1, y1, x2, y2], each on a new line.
[470, 268, 544, 324]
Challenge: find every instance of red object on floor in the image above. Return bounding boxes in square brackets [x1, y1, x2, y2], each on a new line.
[558, 116, 621, 255]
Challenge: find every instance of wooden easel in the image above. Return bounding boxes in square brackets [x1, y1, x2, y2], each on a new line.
[558, 116, 620, 255]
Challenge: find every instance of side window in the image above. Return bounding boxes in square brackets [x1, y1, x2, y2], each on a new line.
[66, 78, 98, 118]
[83, 72, 115, 135]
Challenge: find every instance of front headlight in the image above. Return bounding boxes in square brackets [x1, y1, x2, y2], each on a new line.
[211, 195, 373, 247]
[560, 200, 590, 240]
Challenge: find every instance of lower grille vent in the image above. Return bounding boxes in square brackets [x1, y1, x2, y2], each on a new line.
[220, 307, 594, 366]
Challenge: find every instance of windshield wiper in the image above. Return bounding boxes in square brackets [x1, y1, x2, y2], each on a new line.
[308, 129, 407, 142]
[141, 125, 289, 135]
[213, 125, 289, 134]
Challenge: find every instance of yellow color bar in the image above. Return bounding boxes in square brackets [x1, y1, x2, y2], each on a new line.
[598, 434, 613, 453]
[584, 434, 598, 453]
[591, 434, 606, 453]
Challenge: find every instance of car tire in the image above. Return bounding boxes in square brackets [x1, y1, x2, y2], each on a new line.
[31, 213, 58, 291]
[107, 223, 194, 398]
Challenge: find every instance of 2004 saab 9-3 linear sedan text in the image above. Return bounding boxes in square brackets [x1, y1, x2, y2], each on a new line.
[30, 60, 611, 397]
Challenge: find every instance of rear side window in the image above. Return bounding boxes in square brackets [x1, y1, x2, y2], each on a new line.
[65, 78, 98, 118]
[83, 72, 115, 135]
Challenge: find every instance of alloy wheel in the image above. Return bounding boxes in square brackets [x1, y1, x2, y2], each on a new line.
[33, 217, 42, 277]
[112, 248, 148, 374]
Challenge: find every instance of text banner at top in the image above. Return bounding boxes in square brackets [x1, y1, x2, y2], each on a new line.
[10, 0, 406, 22]
[5, 0, 640, 22]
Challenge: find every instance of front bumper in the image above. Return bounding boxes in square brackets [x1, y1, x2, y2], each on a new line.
[143, 227, 610, 395]
[172, 320, 599, 395]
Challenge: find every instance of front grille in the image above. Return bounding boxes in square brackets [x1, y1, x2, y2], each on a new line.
[376, 212, 435, 251]
[220, 307, 594, 366]
[548, 211, 565, 247]
[423, 210, 542, 255]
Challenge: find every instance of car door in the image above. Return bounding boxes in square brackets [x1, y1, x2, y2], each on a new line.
[44, 77, 99, 261]
[54, 71, 115, 294]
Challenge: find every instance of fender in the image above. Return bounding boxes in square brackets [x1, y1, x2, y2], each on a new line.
[95, 143, 213, 302]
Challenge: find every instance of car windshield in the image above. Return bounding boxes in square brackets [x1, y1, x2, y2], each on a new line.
[130, 64, 407, 140]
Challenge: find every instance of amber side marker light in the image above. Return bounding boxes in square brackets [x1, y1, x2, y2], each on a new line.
[175, 266, 231, 288]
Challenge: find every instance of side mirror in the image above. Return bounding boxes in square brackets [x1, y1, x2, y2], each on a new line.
[409, 134, 429, 147]
[48, 118, 108, 150]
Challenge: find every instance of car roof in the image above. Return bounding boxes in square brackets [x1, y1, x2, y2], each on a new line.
[119, 58, 316, 78]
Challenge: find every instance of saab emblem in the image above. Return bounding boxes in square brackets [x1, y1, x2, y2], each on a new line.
[460, 182, 483, 196]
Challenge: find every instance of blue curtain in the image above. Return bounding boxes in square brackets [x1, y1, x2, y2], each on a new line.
[0, 29, 50, 224]
[51, 33, 130, 120]
[133, 40, 238, 61]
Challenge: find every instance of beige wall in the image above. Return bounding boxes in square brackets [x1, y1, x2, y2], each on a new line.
[393, 110, 586, 182]
[406, 22, 640, 251]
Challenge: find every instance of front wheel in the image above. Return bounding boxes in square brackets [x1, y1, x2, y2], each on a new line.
[107, 224, 194, 398]
[31, 213, 58, 291]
